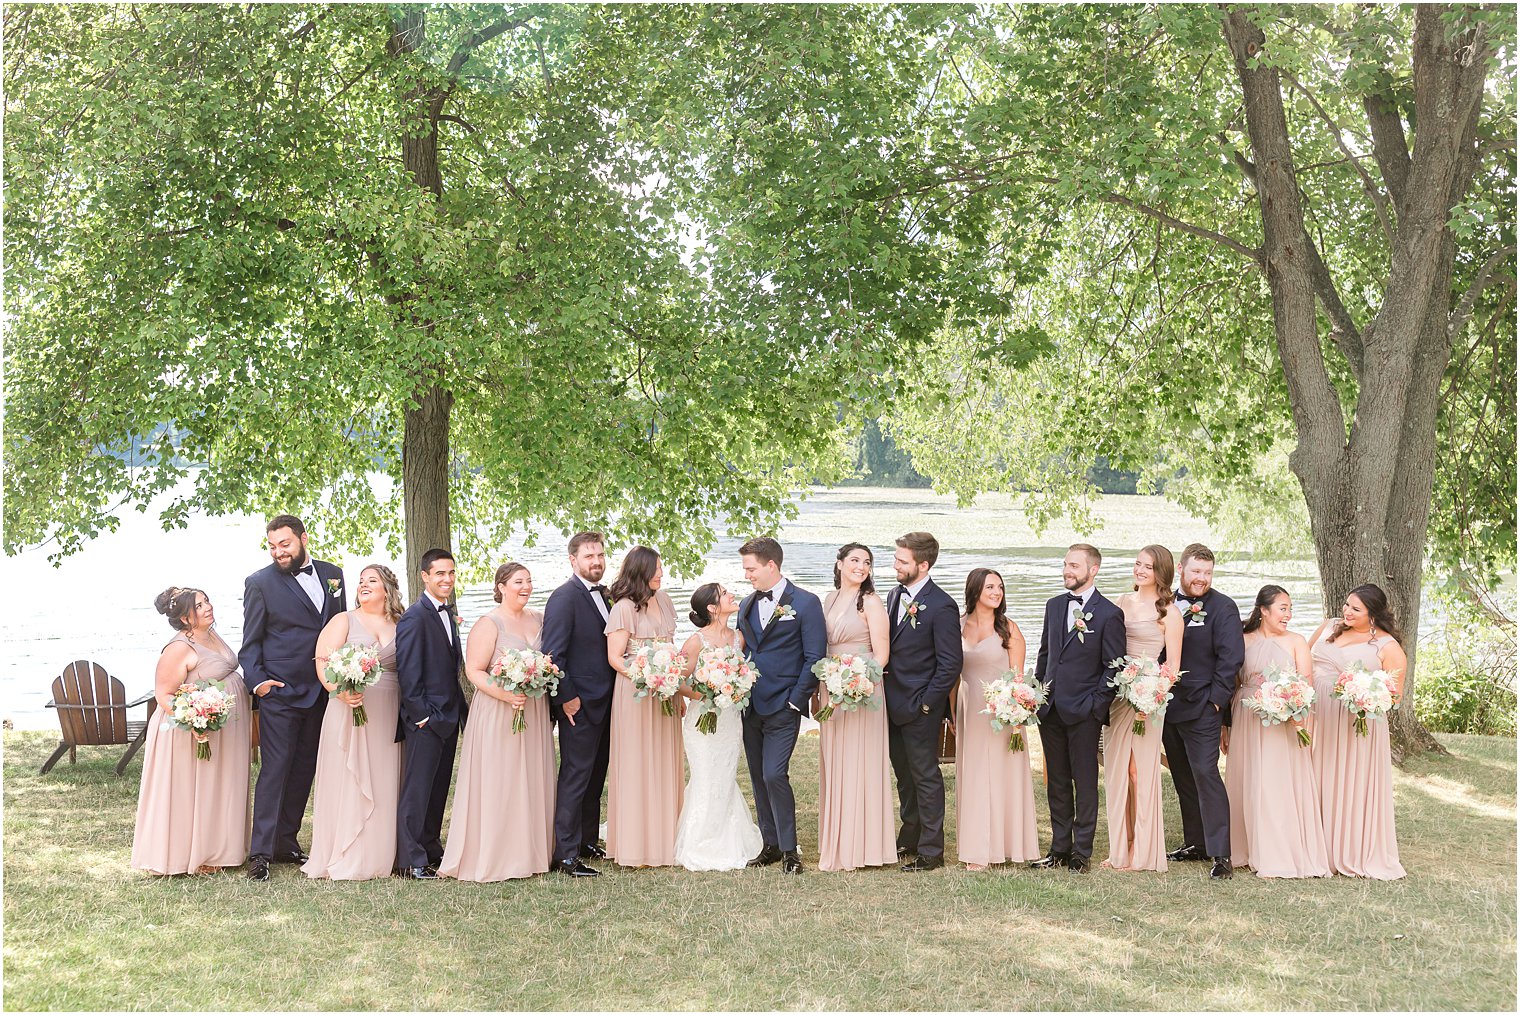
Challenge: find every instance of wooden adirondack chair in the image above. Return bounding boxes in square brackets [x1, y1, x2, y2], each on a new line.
[41, 661, 156, 776]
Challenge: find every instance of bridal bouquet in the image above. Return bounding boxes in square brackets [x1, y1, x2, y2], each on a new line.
[1107, 655, 1181, 736]
[810, 653, 883, 723]
[981, 670, 1046, 752]
[1333, 663, 1399, 736]
[489, 648, 562, 734]
[163, 680, 237, 760]
[324, 642, 383, 727]
[1243, 663, 1316, 747]
[688, 646, 758, 735]
[627, 643, 688, 716]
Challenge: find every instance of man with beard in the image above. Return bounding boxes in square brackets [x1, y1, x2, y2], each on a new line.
[1162, 542, 1244, 880]
[540, 531, 617, 877]
[240, 514, 347, 882]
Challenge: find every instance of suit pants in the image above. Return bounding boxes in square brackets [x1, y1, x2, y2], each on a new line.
[249, 698, 324, 858]
[888, 710, 945, 860]
[553, 707, 611, 862]
[1162, 708, 1231, 857]
[1039, 709, 1103, 859]
[743, 707, 802, 852]
[397, 722, 458, 869]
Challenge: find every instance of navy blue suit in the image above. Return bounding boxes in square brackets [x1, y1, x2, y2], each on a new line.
[1034, 587, 1125, 860]
[883, 577, 962, 860]
[540, 577, 616, 862]
[736, 578, 825, 853]
[240, 558, 346, 859]
[394, 594, 468, 869]
[1159, 587, 1243, 857]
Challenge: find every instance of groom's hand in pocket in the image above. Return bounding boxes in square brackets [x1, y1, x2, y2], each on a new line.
[254, 680, 285, 697]
[560, 695, 581, 726]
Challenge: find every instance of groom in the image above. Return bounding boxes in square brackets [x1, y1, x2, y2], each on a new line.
[240, 514, 347, 882]
[1161, 542, 1244, 880]
[736, 537, 825, 875]
[883, 531, 962, 871]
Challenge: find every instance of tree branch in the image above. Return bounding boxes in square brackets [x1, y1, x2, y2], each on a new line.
[1363, 92, 1410, 208]
[1448, 243, 1517, 341]
[1284, 70, 1396, 246]
[444, 17, 530, 77]
[1092, 189, 1264, 267]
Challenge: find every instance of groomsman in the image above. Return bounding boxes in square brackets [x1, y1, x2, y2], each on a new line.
[1162, 542, 1244, 880]
[883, 531, 962, 871]
[737, 537, 826, 875]
[1031, 543, 1125, 874]
[394, 548, 469, 879]
[240, 514, 347, 882]
[540, 531, 616, 878]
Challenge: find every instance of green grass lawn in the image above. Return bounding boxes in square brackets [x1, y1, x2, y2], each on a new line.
[3, 730, 1514, 1011]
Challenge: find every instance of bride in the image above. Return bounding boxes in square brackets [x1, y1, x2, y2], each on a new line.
[673, 584, 763, 871]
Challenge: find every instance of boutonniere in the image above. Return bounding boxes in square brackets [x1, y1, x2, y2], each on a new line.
[903, 599, 925, 629]
[1183, 600, 1207, 626]
[326, 578, 342, 599]
[771, 604, 796, 623]
[1072, 610, 1093, 642]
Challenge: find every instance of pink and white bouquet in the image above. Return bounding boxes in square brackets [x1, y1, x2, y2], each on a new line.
[810, 653, 883, 722]
[981, 670, 1047, 752]
[163, 680, 237, 760]
[1333, 663, 1400, 737]
[627, 642, 688, 716]
[324, 642, 383, 727]
[1243, 663, 1316, 747]
[489, 648, 562, 734]
[688, 645, 759, 735]
[1107, 655, 1181, 736]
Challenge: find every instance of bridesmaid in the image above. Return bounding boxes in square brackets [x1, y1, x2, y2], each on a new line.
[1308, 583, 1408, 880]
[1223, 585, 1329, 878]
[605, 546, 684, 868]
[132, 587, 251, 875]
[302, 564, 403, 881]
[816, 543, 894, 872]
[1103, 545, 1182, 872]
[439, 562, 556, 881]
[954, 568, 1039, 870]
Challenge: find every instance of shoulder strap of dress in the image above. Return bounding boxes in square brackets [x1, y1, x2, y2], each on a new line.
[347, 610, 370, 639]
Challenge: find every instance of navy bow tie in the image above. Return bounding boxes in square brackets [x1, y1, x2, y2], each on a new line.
[1065, 592, 1084, 603]
[1176, 592, 1197, 603]
[436, 603, 455, 617]
[297, 563, 315, 576]
[756, 589, 774, 602]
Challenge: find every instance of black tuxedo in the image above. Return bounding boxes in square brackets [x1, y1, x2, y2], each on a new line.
[239, 558, 346, 859]
[736, 578, 826, 853]
[394, 594, 468, 869]
[540, 576, 616, 862]
[883, 577, 963, 861]
[1033, 587, 1125, 860]
[1159, 587, 1244, 857]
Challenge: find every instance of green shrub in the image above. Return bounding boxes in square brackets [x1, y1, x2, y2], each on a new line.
[1415, 631, 1517, 736]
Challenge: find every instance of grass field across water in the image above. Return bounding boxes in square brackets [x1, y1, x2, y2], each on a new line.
[2, 730, 1514, 1011]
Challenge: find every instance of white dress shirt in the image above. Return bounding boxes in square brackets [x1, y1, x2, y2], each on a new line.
[294, 564, 325, 612]
[579, 574, 611, 623]
[756, 576, 789, 628]
[896, 575, 931, 625]
[424, 591, 454, 645]
[1067, 585, 1096, 630]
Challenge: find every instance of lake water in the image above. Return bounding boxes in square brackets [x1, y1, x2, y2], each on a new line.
[2, 484, 1429, 730]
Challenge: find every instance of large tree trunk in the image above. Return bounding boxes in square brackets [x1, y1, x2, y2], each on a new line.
[1223, 5, 1494, 762]
[402, 383, 454, 597]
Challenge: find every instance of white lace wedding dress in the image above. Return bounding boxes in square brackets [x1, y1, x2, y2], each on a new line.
[674, 633, 763, 872]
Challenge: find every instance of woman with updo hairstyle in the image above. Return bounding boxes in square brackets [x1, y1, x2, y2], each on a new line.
[816, 542, 894, 871]
[439, 561, 555, 881]
[302, 565, 405, 880]
[604, 545, 684, 867]
[1307, 583, 1408, 879]
[132, 587, 252, 875]
[1223, 585, 1329, 878]
[669, 583, 763, 871]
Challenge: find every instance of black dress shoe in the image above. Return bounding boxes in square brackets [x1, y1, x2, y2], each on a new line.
[782, 851, 803, 875]
[274, 849, 309, 864]
[246, 855, 270, 882]
[557, 858, 601, 878]
[579, 842, 608, 860]
[900, 855, 944, 872]
[896, 845, 915, 861]
[1067, 855, 1091, 874]
[1209, 857, 1234, 880]
[1030, 851, 1071, 870]
[747, 845, 783, 867]
[397, 866, 439, 880]
[1166, 843, 1208, 862]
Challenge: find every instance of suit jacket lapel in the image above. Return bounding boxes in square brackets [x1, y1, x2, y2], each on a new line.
[757, 584, 796, 645]
[281, 568, 322, 618]
[888, 586, 905, 642]
[737, 593, 758, 649]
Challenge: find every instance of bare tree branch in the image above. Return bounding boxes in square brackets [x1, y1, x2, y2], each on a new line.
[1363, 92, 1411, 207]
[1285, 70, 1396, 246]
[1449, 243, 1517, 341]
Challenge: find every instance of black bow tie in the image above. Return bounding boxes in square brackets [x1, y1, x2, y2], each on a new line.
[1065, 592, 1084, 603]
[436, 603, 454, 616]
[590, 584, 608, 596]
[1176, 592, 1197, 603]
[756, 589, 774, 602]
[297, 563, 315, 576]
